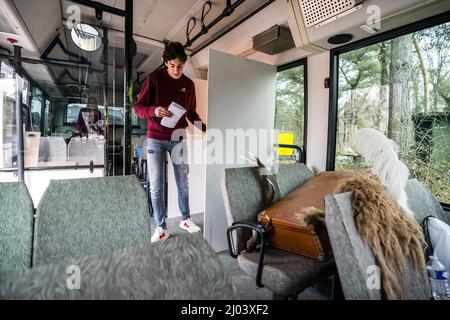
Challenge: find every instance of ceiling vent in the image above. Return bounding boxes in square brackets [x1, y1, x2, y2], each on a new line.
[299, 0, 365, 28]
[252, 25, 295, 55]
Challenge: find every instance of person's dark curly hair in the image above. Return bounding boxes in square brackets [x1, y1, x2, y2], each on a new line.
[163, 42, 187, 64]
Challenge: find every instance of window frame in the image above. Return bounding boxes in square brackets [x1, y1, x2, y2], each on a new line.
[276, 58, 308, 164]
[327, 11, 450, 206]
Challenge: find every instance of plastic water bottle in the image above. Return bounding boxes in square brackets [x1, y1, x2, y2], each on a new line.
[427, 255, 450, 300]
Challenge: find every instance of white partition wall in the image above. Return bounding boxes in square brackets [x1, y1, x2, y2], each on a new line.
[188, 79, 208, 135]
[205, 50, 276, 252]
[167, 78, 207, 218]
[167, 134, 206, 218]
[307, 51, 330, 173]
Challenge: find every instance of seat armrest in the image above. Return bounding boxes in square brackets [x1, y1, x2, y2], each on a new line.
[226, 221, 268, 287]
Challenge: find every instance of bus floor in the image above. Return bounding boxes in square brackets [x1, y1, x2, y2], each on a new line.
[156, 213, 323, 300]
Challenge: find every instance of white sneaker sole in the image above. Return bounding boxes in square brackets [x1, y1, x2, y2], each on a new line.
[151, 232, 170, 243]
[179, 224, 201, 234]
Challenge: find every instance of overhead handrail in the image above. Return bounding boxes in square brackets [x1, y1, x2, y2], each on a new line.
[184, 0, 246, 48]
[190, 0, 275, 56]
[223, 0, 235, 16]
[185, 17, 197, 48]
[201, 1, 213, 34]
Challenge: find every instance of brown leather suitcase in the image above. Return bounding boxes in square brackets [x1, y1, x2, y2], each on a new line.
[258, 171, 356, 261]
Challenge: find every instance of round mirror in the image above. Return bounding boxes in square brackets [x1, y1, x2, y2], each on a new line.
[71, 23, 102, 52]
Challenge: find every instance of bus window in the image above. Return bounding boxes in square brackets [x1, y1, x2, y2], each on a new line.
[335, 22, 450, 204]
[275, 61, 306, 163]
[0, 61, 18, 169]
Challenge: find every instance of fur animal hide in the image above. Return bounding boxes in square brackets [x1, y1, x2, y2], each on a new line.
[349, 128, 413, 217]
[245, 155, 277, 252]
[297, 207, 325, 225]
[333, 172, 427, 299]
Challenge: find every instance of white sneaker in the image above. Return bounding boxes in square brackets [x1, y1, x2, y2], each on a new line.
[179, 218, 201, 234]
[151, 227, 169, 243]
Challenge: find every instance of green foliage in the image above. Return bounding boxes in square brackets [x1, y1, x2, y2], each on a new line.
[416, 23, 450, 111]
[402, 154, 450, 204]
[275, 66, 305, 146]
[336, 155, 450, 204]
[339, 44, 381, 90]
[336, 22, 450, 204]
[335, 157, 368, 171]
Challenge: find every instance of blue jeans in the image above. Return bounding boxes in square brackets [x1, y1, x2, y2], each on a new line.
[147, 138, 190, 229]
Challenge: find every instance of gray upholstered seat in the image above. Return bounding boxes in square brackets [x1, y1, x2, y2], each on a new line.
[222, 163, 336, 299]
[0, 233, 238, 300]
[0, 182, 34, 273]
[237, 247, 335, 297]
[275, 163, 315, 198]
[33, 176, 152, 266]
[406, 179, 449, 225]
[325, 192, 430, 300]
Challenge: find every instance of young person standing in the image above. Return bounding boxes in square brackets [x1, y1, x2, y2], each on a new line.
[134, 42, 206, 243]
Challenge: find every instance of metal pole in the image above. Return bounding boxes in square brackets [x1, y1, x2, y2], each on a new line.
[103, 27, 110, 176]
[124, 0, 134, 175]
[40, 95, 45, 136]
[0, 54, 102, 72]
[69, 0, 126, 17]
[14, 45, 25, 181]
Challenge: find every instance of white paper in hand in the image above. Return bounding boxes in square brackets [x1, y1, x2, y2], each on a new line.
[161, 102, 186, 128]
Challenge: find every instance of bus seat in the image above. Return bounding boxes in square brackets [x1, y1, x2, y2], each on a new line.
[0, 182, 34, 273]
[222, 164, 336, 299]
[33, 176, 152, 266]
[406, 179, 450, 225]
[325, 191, 430, 300]
[1, 233, 238, 300]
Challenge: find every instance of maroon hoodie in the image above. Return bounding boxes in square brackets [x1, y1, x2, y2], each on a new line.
[133, 68, 203, 140]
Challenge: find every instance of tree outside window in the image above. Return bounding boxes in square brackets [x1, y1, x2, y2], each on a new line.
[336, 22, 450, 203]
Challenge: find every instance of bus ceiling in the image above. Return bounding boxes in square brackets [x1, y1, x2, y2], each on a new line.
[0, 0, 448, 93]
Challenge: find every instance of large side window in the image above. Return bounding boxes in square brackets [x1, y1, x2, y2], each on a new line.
[334, 21, 450, 204]
[0, 61, 18, 169]
[275, 61, 307, 163]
